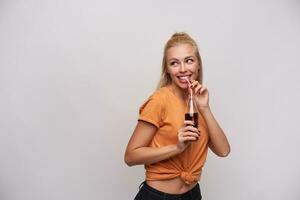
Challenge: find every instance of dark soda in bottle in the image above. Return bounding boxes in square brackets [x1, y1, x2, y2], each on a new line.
[185, 112, 199, 128]
[185, 93, 199, 128]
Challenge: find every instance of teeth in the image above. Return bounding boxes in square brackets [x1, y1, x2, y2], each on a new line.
[178, 76, 189, 80]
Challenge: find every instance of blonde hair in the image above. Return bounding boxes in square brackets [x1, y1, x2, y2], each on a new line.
[157, 32, 203, 89]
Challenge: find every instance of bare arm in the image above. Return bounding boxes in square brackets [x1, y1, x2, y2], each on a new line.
[124, 121, 182, 166]
[124, 120, 199, 166]
[200, 106, 231, 157]
[190, 80, 230, 157]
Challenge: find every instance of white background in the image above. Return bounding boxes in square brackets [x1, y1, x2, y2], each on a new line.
[1, 0, 300, 199]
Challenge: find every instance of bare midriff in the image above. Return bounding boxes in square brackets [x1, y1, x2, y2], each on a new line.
[146, 177, 197, 194]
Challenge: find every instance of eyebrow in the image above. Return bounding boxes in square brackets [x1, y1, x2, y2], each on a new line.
[185, 56, 195, 60]
[167, 56, 195, 62]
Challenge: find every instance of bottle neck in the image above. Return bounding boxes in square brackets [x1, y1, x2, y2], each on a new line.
[187, 94, 196, 115]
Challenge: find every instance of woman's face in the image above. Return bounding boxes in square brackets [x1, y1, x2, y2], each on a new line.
[166, 44, 199, 90]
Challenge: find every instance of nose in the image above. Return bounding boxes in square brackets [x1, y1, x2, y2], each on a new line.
[179, 62, 187, 72]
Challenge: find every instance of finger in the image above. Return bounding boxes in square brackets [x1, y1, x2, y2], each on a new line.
[182, 136, 198, 142]
[200, 86, 207, 94]
[183, 124, 200, 135]
[193, 84, 202, 94]
[181, 131, 200, 138]
[178, 129, 183, 136]
[191, 80, 200, 88]
[183, 120, 194, 126]
[182, 126, 199, 134]
[178, 130, 199, 137]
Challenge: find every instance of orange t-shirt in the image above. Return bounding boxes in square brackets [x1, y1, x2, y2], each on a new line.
[138, 86, 209, 185]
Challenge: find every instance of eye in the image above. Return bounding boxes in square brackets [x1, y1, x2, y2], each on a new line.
[170, 61, 178, 66]
[186, 58, 194, 64]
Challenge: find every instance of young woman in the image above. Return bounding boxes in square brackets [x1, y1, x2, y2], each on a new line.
[124, 32, 230, 200]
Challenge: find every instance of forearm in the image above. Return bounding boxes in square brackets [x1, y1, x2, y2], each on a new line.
[200, 106, 230, 157]
[125, 144, 182, 166]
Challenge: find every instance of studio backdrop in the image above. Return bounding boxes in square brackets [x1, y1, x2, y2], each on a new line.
[0, 0, 300, 199]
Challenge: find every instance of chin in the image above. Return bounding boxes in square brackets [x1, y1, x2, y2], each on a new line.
[175, 81, 189, 90]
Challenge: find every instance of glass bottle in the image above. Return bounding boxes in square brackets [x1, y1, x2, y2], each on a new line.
[184, 93, 199, 128]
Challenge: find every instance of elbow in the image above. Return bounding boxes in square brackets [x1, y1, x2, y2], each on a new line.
[219, 148, 231, 157]
[219, 151, 230, 157]
[124, 154, 135, 167]
[125, 160, 134, 167]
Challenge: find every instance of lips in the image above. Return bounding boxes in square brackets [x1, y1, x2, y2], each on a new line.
[177, 75, 191, 82]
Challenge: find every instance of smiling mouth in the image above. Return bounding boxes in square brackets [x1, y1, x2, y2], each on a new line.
[177, 75, 191, 82]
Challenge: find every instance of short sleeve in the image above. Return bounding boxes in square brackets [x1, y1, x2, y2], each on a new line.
[138, 94, 165, 128]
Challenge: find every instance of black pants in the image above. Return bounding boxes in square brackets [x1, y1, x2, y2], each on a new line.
[134, 181, 202, 200]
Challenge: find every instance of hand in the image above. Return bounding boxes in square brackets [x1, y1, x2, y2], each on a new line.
[190, 80, 210, 111]
[176, 120, 200, 152]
